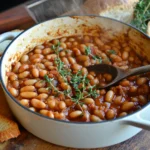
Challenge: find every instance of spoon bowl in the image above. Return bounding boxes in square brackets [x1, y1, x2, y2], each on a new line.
[87, 64, 150, 89]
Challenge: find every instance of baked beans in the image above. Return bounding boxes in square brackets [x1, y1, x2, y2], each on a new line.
[7, 35, 150, 122]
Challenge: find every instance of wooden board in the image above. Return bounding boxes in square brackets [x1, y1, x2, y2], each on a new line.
[0, 5, 34, 34]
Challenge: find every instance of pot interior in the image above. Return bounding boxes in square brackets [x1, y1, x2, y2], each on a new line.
[1, 16, 150, 92]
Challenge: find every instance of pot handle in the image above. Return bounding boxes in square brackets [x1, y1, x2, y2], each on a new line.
[122, 105, 150, 130]
[0, 31, 23, 55]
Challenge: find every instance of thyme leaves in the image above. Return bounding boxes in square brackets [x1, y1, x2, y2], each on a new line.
[131, 0, 150, 33]
[44, 42, 100, 108]
[85, 46, 102, 63]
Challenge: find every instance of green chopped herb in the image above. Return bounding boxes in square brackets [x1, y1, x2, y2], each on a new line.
[131, 0, 150, 33]
[44, 74, 54, 83]
[92, 55, 102, 63]
[82, 74, 90, 88]
[51, 45, 56, 50]
[54, 57, 64, 72]
[108, 50, 116, 55]
[85, 46, 91, 55]
[54, 57, 71, 82]
[43, 43, 100, 110]
[88, 86, 99, 98]
[44, 75, 61, 94]
[56, 41, 61, 47]
[70, 71, 83, 89]
[72, 89, 84, 106]
[51, 41, 61, 50]
[85, 46, 102, 64]
[52, 42, 71, 82]
[51, 41, 62, 54]
[64, 89, 71, 96]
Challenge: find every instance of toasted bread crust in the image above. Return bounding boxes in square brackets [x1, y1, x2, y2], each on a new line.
[82, 0, 139, 23]
[62, 0, 139, 23]
[83, 0, 139, 12]
[0, 114, 20, 142]
[147, 22, 150, 36]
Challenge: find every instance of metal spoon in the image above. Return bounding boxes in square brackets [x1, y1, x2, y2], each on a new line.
[87, 64, 150, 89]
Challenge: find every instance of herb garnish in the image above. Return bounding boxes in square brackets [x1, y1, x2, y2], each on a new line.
[54, 57, 70, 82]
[44, 42, 100, 110]
[85, 46, 91, 55]
[70, 71, 85, 89]
[87, 85, 99, 98]
[70, 71, 99, 104]
[92, 55, 102, 63]
[85, 46, 102, 63]
[64, 89, 72, 97]
[108, 50, 116, 55]
[52, 42, 70, 82]
[44, 75, 63, 94]
[70, 71, 88, 105]
[131, 0, 150, 33]
[51, 41, 61, 52]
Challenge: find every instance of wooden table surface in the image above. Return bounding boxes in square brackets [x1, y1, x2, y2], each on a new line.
[0, 4, 150, 150]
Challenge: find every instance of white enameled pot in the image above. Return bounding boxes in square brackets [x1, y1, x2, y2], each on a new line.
[0, 16, 150, 149]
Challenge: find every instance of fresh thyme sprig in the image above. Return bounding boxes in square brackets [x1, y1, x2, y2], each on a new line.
[70, 71, 88, 105]
[108, 50, 116, 55]
[87, 85, 99, 98]
[70, 71, 84, 89]
[70, 71, 99, 104]
[131, 0, 150, 33]
[54, 57, 70, 82]
[85, 46, 102, 63]
[44, 75, 63, 95]
[44, 42, 100, 109]
[51, 41, 61, 54]
[54, 57, 64, 72]
[52, 42, 71, 82]
[64, 89, 72, 97]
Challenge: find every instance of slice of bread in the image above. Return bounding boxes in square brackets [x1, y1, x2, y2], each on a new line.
[83, 0, 139, 23]
[62, 0, 139, 24]
[0, 114, 20, 142]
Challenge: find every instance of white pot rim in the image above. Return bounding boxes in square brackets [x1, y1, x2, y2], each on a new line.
[0, 15, 150, 125]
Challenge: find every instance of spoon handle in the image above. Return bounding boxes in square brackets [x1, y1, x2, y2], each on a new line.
[126, 65, 150, 77]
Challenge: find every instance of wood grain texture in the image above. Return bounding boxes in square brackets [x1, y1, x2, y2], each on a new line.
[0, 5, 35, 34]
[0, 129, 150, 150]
